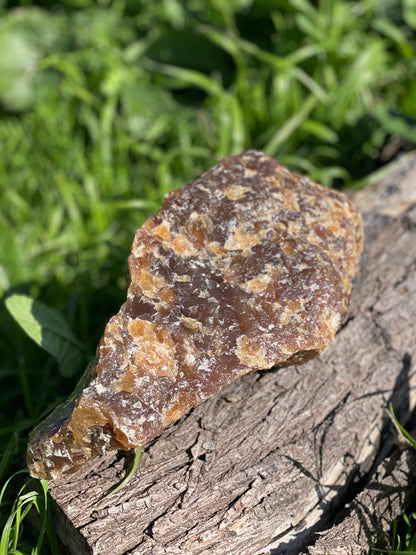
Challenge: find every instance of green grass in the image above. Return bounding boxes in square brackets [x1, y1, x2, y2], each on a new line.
[0, 471, 57, 555]
[372, 511, 416, 554]
[0, 0, 416, 551]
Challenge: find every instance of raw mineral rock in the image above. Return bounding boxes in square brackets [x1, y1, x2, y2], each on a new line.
[27, 150, 363, 480]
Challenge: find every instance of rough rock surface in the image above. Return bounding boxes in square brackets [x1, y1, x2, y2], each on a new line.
[27, 150, 363, 481]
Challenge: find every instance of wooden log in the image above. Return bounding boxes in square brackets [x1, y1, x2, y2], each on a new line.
[48, 153, 416, 555]
[308, 436, 416, 554]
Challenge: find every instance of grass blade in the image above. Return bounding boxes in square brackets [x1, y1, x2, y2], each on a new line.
[264, 94, 318, 156]
[96, 447, 142, 503]
[389, 403, 416, 450]
[142, 59, 223, 96]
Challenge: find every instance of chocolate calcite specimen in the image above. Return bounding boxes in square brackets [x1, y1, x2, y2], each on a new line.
[27, 151, 363, 480]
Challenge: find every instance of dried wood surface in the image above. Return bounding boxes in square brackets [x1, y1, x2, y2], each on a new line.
[308, 436, 416, 554]
[49, 153, 416, 555]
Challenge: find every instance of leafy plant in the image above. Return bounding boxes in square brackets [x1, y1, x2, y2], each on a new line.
[5, 295, 86, 378]
[0, 0, 415, 551]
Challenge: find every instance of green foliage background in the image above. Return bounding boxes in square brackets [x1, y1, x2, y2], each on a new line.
[0, 0, 415, 551]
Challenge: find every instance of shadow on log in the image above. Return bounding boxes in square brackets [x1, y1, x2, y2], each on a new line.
[48, 153, 416, 555]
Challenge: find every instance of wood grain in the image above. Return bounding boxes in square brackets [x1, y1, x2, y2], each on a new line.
[48, 153, 416, 554]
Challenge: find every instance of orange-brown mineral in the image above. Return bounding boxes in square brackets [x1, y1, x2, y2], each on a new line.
[27, 151, 363, 480]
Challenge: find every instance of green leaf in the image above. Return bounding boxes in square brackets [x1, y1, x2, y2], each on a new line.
[301, 119, 338, 143]
[371, 18, 415, 59]
[142, 58, 223, 96]
[5, 294, 85, 377]
[289, 0, 317, 17]
[0, 8, 61, 111]
[403, 0, 416, 30]
[374, 106, 416, 143]
[264, 94, 318, 156]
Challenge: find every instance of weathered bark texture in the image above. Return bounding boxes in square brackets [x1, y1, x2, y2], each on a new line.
[48, 153, 416, 555]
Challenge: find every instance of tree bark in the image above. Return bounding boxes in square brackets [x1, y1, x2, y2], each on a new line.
[48, 153, 416, 555]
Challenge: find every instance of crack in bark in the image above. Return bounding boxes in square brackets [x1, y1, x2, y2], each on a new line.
[314, 393, 351, 479]
[302, 353, 415, 553]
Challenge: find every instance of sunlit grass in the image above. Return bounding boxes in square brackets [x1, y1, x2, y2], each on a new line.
[0, 0, 415, 550]
[0, 470, 58, 554]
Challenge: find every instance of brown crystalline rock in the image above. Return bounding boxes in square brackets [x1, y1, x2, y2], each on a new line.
[27, 150, 363, 480]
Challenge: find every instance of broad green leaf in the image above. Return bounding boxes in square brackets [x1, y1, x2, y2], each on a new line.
[5, 294, 85, 377]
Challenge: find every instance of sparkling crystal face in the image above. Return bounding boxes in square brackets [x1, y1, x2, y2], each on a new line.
[27, 150, 363, 480]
